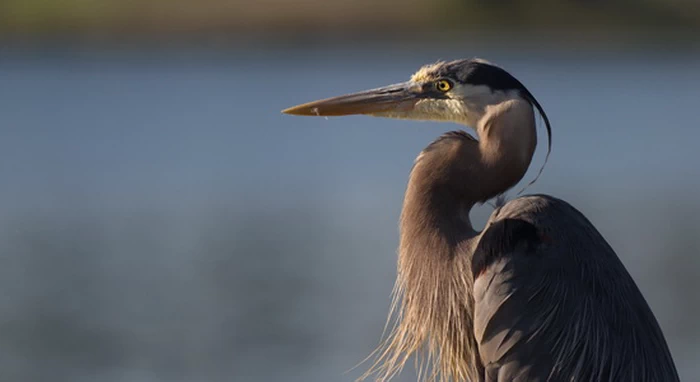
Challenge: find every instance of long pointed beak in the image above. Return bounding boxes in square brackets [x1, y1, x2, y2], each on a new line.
[282, 81, 423, 116]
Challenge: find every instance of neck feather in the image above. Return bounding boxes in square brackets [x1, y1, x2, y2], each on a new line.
[477, 98, 537, 200]
[365, 98, 537, 382]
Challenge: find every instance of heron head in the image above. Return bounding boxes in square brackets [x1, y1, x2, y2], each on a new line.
[282, 58, 549, 132]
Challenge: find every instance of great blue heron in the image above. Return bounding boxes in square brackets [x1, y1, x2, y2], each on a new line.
[282, 59, 679, 381]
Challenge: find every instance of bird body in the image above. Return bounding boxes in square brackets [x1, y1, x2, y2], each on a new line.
[283, 58, 679, 381]
[470, 194, 678, 381]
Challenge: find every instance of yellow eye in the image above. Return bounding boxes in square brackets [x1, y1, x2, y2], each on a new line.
[436, 79, 453, 92]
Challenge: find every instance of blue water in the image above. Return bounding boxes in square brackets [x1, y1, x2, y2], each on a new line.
[0, 46, 699, 381]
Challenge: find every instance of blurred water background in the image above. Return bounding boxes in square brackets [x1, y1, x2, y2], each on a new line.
[1, 1, 700, 381]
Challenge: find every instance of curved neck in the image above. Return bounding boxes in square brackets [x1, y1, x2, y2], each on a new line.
[477, 98, 537, 202]
[385, 98, 537, 380]
[404, 98, 537, 235]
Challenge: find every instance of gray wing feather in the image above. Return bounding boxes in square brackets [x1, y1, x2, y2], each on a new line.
[472, 195, 679, 382]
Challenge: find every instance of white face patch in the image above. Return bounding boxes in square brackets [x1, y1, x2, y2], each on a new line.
[450, 84, 520, 108]
[448, 84, 524, 127]
[379, 83, 524, 129]
[369, 77, 527, 132]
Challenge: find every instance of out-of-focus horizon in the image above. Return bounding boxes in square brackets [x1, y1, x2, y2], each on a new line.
[1, 0, 700, 46]
[1, 1, 699, 382]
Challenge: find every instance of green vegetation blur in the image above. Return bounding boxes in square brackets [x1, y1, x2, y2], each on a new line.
[1, 0, 698, 43]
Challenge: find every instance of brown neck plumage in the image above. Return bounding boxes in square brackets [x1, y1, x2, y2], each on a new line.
[365, 98, 537, 382]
